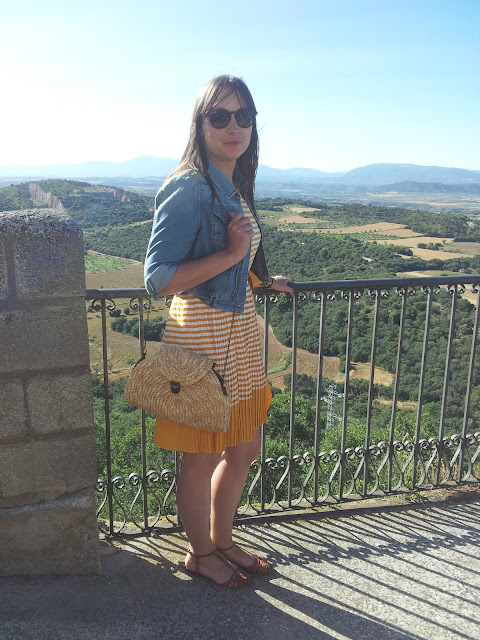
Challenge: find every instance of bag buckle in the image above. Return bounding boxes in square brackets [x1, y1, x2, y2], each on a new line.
[170, 381, 181, 394]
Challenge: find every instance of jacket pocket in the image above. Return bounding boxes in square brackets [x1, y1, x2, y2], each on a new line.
[211, 198, 241, 251]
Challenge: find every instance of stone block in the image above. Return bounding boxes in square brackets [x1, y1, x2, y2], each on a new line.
[0, 441, 34, 503]
[27, 371, 94, 436]
[0, 231, 7, 300]
[0, 209, 85, 300]
[0, 490, 101, 575]
[0, 433, 98, 508]
[0, 379, 27, 441]
[0, 301, 90, 374]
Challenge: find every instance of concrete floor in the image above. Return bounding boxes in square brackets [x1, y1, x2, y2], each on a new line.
[1, 494, 479, 640]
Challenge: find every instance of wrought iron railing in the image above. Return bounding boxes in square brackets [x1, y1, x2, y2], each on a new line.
[86, 275, 480, 536]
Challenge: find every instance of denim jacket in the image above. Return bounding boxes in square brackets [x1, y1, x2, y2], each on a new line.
[144, 161, 270, 313]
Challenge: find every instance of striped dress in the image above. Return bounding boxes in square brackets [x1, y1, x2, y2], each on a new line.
[152, 197, 271, 453]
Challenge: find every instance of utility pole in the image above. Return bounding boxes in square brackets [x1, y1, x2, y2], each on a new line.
[322, 384, 344, 430]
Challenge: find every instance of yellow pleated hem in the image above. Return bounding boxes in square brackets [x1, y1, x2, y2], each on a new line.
[152, 383, 272, 453]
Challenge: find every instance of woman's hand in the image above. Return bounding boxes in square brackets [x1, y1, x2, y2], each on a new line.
[226, 212, 254, 261]
[156, 212, 253, 296]
[269, 275, 294, 295]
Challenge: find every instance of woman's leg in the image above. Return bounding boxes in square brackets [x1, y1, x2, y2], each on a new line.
[210, 429, 262, 565]
[178, 451, 247, 584]
[177, 451, 220, 554]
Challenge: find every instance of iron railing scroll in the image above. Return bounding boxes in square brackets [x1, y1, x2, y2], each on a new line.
[86, 275, 480, 537]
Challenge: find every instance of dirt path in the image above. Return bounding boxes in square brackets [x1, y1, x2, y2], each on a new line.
[316, 222, 409, 234]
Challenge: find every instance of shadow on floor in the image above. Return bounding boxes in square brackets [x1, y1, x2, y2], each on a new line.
[1, 500, 479, 640]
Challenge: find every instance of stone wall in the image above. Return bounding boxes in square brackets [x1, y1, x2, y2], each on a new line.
[0, 209, 101, 575]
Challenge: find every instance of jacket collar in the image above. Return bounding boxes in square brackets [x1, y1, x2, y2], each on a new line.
[207, 160, 242, 200]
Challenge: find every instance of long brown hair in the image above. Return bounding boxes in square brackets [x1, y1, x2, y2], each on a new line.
[170, 75, 259, 208]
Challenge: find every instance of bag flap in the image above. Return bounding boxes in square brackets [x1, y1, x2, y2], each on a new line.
[155, 344, 214, 384]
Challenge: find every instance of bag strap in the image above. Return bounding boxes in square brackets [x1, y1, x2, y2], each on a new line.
[221, 276, 240, 379]
[139, 290, 238, 379]
[140, 300, 152, 361]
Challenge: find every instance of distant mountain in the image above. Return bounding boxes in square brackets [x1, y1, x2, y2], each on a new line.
[0, 158, 479, 188]
[375, 181, 480, 195]
[256, 165, 337, 179]
[339, 163, 480, 186]
[0, 157, 335, 181]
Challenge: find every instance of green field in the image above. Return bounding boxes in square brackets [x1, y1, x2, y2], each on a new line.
[85, 253, 136, 273]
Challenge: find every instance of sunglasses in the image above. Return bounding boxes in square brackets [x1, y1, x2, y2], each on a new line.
[206, 108, 257, 129]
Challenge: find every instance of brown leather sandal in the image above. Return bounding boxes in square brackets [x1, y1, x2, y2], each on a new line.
[217, 543, 273, 575]
[185, 548, 252, 588]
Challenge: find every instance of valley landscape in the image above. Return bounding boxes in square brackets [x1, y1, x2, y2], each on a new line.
[84, 197, 479, 383]
[2, 161, 480, 477]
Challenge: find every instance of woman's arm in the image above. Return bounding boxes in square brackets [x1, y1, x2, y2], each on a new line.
[157, 211, 254, 296]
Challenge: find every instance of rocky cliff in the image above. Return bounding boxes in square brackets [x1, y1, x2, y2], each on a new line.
[28, 182, 65, 212]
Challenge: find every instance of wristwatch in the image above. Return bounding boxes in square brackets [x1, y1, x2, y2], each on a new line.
[268, 276, 277, 288]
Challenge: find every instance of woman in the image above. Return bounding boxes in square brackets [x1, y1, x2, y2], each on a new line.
[144, 75, 293, 588]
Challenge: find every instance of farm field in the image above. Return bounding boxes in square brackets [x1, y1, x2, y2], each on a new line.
[374, 236, 474, 260]
[85, 251, 145, 289]
[364, 192, 480, 214]
[448, 242, 480, 255]
[289, 206, 321, 213]
[312, 192, 480, 214]
[316, 221, 413, 235]
[261, 214, 326, 225]
[85, 251, 164, 375]
[259, 205, 479, 260]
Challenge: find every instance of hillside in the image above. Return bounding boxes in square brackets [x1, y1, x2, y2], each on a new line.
[0, 179, 153, 227]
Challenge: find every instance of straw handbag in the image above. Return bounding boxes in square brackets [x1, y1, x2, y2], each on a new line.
[125, 283, 239, 432]
[124, 344, 231, 432]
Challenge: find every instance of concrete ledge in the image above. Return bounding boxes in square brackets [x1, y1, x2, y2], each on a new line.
[229, 483, 480, 527]
[0, 209, 85, 300]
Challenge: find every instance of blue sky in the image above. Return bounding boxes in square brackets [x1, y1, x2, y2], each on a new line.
[1, 0, 479, 171]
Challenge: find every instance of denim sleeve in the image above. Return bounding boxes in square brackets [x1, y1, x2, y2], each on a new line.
[144, 175, 200, 300]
